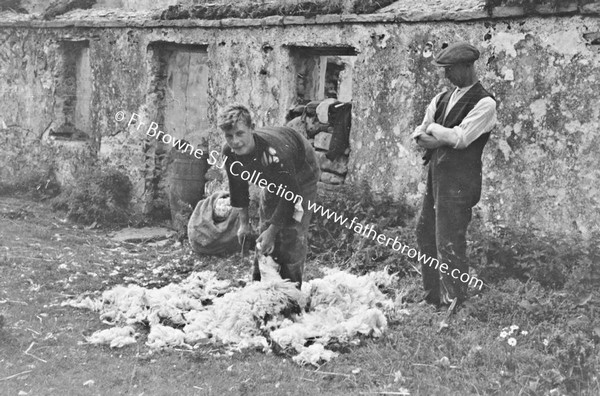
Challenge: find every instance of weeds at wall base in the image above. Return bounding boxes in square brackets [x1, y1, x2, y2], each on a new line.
[50, 165, 133, 227]
[0, 169, 61, 201]
[309, 181, 599, 293]
[308, 181, 416, 275]
[469, 223, 600, 291]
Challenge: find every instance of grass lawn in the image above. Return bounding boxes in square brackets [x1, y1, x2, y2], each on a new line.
[1, 196, 598, 396]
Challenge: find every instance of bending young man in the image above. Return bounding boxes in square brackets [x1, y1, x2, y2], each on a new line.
[412, 42, 497, 308]
[218, 104, 320, 288]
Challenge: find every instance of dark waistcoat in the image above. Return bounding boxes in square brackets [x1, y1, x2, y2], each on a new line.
[430, 82, 495, 206]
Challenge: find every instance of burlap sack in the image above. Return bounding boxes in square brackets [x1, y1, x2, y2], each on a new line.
[188, 191, 242, 255]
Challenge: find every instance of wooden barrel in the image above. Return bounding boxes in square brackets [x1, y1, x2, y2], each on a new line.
[168, 148, 208, 235]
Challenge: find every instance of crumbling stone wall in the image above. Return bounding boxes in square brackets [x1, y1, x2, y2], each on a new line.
[348, 18, 600, 238]
[0, 5, 599, 236]
[0, 28, 98, 188]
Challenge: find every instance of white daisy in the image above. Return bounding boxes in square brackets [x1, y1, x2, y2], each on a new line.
[543, 339, 549, 346]
[521, 330, 528, 335]
[499, 331, 508, 339]
[507, 337, 517, 346]
[393, 370, 404, 383]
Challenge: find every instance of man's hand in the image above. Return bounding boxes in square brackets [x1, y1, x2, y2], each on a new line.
[256, 224, 279, 255]
[411, 129, 425, 141]
[416, 133, 444, 149]
[411, 123, 430, 142]
[237, 223, 252, 246]
[426, 122, 443, 135]
[236, 207, 251, 245]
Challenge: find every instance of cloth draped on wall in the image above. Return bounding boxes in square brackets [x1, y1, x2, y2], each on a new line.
[325, 102, 352, 161]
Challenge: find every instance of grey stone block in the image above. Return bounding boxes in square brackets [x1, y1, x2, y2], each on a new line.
[320, 172, 345, 185]
[314, 132, 332, 151]
[315, 151, 348, 175]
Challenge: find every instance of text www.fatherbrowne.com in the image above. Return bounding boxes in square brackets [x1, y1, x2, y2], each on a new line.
[306, 201, 484, 290]
[227, 161, 484, 291]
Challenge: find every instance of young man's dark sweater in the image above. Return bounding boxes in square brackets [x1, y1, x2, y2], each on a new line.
[223, 126, 320, 286]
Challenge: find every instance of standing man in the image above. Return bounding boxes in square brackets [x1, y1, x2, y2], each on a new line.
[218, 104, 320, 288]
[412, 42, 497, 309]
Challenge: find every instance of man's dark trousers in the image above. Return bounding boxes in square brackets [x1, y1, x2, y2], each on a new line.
[416, 167, 473, 305]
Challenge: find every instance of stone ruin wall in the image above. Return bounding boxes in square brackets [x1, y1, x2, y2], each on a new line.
[0, 5, 599, 237]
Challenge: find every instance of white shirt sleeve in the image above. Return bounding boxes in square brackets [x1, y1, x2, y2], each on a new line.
[415, 92, 445, 134]
[452, 97, 497, 149]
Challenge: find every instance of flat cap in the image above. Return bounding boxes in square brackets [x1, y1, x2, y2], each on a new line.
[432, 42, 480, 67]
